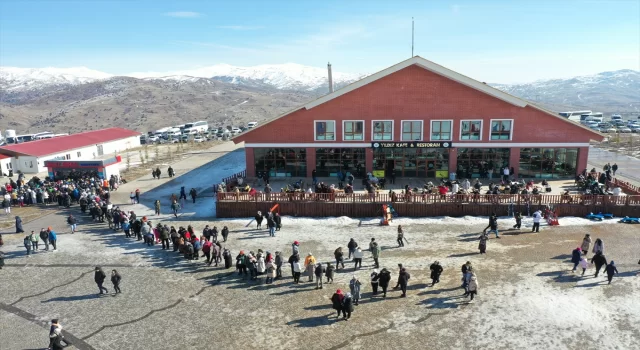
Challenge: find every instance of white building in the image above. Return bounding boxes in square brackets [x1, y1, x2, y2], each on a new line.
[0, 127, 141, 174]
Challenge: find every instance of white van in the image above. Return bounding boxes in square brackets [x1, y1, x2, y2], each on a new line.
[247, 122, 258, 128]
[163, 128, 181, 139]
[611, 114, 623, 122]
[183, 121, 209, 134]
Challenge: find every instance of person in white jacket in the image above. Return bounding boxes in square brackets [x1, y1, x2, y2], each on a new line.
[467, 272, 479, 303]
[353, 247, 364, 270]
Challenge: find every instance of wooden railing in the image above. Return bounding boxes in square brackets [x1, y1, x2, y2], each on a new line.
[612, 178, 640, 195]
[221, 169, 246, 185]
[217, 192, 640, 206]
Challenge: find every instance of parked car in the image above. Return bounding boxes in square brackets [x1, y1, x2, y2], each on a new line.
[618, 127, 632, 133]
[180, 135, 190, 143]
[629, 125, 640, 133]
[193, 135, 206, 143]
[231, 127, 241, 134]
[148, 135, 159, 142]
[248, 122, 258, 128]
[601, 127, 617, 133]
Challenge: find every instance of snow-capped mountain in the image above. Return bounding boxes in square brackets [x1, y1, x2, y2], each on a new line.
[490, 69, 639, 111]
[0, 67, 113, 91]
[129, 63, 364, 91]
[0, 63, 363, 92]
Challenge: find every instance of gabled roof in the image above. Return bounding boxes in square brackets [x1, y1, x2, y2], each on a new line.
[0, 128, 140, 157]
[235, 55, 603, 141]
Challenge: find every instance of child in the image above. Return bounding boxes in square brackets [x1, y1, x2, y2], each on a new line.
[130, 192, 136, 204]
[579, 256, 589, 276]
[513, 212, 522, 229]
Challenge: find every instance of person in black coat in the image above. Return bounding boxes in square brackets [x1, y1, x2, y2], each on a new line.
[378, 268, 391, 297]
[274, 213, 282, 231]
[255, 211, 264, 229]
[398, 268, 410, 297]
[591, 251, 608, 277]
[223, 248, 232, 269]
[342, 293, 354, 320]
[221, 226, 229, 242]
[347, 238, 358, 259]
[111, 270, 122, 293]
[331, 290, 344, 318]
[605, 261, 618, 284]
[430, 261, 443, 286]
[571, 247, 582, 272]
[94, 267, 108, 294]
[15, 216, 24, 233]
[334, 247, 345, 269]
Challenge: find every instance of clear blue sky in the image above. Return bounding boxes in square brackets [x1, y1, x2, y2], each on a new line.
[1, 0, 638, 83]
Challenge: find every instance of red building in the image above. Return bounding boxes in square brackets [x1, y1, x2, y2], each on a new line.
[234, 56, 604, 181]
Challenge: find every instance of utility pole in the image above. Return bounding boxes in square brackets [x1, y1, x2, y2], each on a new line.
[411, 17, 414, 57]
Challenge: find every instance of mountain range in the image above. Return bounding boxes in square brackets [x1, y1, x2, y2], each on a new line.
[0, 63, 638, 135]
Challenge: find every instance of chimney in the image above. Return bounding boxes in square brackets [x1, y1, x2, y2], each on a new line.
[327, 62, 334, 93]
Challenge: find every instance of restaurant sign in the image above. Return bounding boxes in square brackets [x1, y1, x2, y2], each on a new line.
[371, 142, 452, 149]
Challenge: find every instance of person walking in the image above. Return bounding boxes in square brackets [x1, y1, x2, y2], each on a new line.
[347, 238, 358, 259]
[579, 256, 589, 276]
[593, 238, 604, 255]
[202, 238, 212, 264]
[352, 247, 363, 270]
[274, 213, 282, 231]
[170, 200, 180, 217]
[331, 289, 344, 319]
[485, 213, 500, 238]
[154, 200, 161, 216]
[611, 163, 618, 176]
[334, 247, 345, 269]
[134, 188, 141, 204]
[304, 253, 316, 282]
[371, 240, 381, 268]
[67, 214, 77, 234]
[23, 235, 31, 256]
[532, 210, 542, 232]
[513, 211, 522, 229]
[342, 292, 354, 320]
[591, 251, 608, 277]
[581, 234, 592, 256]
[429, 261, 443, 286]
[605, 261, 618, 284]
[111, 270, 122, 294]
[255, 211, 264, 229]
[189, 188, 197, 204]
[370, 269, 380, 295]
[325, 262, 335, 284]
[397, 225, 405, 247]
[275, 251, 283, 279]
[160, 225, 170, 250]
[349, 275, 362, 305]
[314, 263, 325, 289]
[265, 259, 276, 284]
[15, 216, 24, 233]
[94, 267, 108, 294]
[398, 267, 410, 297]
[461, 261, 472, 291]
[292, 255, 302, 284]
[571, 247, 582, 272]
[39, 228, 49, 251]
[266, 214, 276, 237]
[467, 272, 479, 303]
[221, 226, 229, 242]
[379, 268, 391, 298]
[48, 228, 57, 251]
[478, 232, 488, 254]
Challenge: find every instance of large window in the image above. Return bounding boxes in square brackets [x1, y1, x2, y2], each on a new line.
[519, 148, 578, 179]
[373, 148, 449, 178]
[431, 120, 452, 140]
[456, 148, 510, 179]
[254, 148, 307, 177]
[402, 121, 423, 141]
[343, 121, 364, 141]
[490, 120, 512, 140]
[372, 121, 393, 140]
[460, 120, 482, 140]
[315, 148, 365, 177]
[315, 121, 335, 141]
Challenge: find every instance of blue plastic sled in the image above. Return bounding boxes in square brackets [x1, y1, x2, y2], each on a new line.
[586, 213, 604, 221]
[619, 217, 640, 224]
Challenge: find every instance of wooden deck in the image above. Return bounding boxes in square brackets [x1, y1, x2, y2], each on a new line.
[216, 193, 640, 218]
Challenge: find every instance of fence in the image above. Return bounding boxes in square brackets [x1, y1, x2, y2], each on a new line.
[612, 177, 640, 195]
[221, 169, 246, 186]
[216, 192, 640, 218]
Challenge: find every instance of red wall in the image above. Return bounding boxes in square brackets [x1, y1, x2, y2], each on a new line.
[235, 65, 602, 144]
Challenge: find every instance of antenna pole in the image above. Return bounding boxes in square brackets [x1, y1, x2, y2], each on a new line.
[411, 17, 414, 57]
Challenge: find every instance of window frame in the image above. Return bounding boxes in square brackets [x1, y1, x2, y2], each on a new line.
[430, 119, 454, 141]
[371, 120, 394, 141]
[459, 120, 483, 141]
[342, 120, 365, 141]
[314, 120, 336, 141]
[489, 119, 514, 141]
[400, 120, 423, 141]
